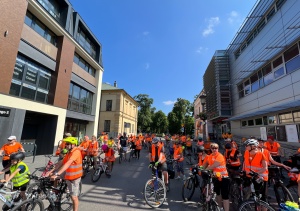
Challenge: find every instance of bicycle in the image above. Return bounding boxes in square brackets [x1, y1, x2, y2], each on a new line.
[128, 143, 137, 162]
[238, 170, 275, 211]
[91, 158, 111, 182]
[119, 147, 127, 164]
[182, 165, 202, 202]
[285, 169, 299, 204]
[27, 175, 74, 211]
[200, 170, 220, 211]
[82, 155, 94, 178]
[144, 166, 166, 208]
[228, 169, 245, 210]
[267, 166, 294, 208]
[0, 182, 44, 211]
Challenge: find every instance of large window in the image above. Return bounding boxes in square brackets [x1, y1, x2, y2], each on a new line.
[73, 53, 96, 77]
[24, 11, 57, 46]
[37, 0, 61, 21]
[104, 120, 111, 132]
[9, 55, 51, 103]
[77, 27, 97, 59]
[279, 112, 293, 123]
[68, 83, 93, 115]
[106, 100, 112, 111]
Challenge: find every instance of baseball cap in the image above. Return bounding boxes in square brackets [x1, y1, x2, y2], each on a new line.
[7, 136, 16, 140]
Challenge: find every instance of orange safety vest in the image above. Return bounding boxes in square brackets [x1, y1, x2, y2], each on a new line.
[244, 150, 268, 181]
[63, 147, 83, 180]
[87, 141, 99, 156]
[264, 142, 280, 156]
[105, 148, 115, 162]
[151, 144, 166, 163]
[174, 146, 184, 162]
[198, 154, 207, 166]
[260, 148, 270, 165]
[207, 152, 228, 177]
[225, 149, 241, 166]
[135, 139, 142, 150]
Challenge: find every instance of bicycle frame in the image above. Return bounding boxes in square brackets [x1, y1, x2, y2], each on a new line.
[0, 186, 20, 208]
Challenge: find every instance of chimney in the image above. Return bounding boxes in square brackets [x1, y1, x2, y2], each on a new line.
[114, 81, 117, 87]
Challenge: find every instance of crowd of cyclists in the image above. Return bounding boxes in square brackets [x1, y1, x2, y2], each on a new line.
[2, 132, 300, 210]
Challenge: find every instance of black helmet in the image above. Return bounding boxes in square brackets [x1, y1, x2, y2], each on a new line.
[152, 137, 159, 144]
[225, 143, 232, 149]
[197, 146, 205, 153]
[10, 152, 25, 161]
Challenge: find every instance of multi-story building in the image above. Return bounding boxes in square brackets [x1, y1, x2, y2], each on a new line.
[99, 82, 138, 138]
[193, 90, 206, 139]
[0, 0, 103, 154]
[201, 0, 300, 146]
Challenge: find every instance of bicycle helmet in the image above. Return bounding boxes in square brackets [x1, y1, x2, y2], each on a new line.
[101, 144, 108, 151]
[225, 143, 232, 149]
[152, 137, 159, 144]
[244, 139, 258, 146]
[197, 146, 205, 153]
[10, 152, 25, 161]
[64, 137, 78, 145]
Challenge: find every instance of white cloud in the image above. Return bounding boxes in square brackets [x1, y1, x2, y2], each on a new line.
[163, 100, 176, 106]
[227, 10, 241, 25]
[145, 63, 150, 70]
[196, 46, 208, 54]
[202, 17, 220, 37]
[143, 31, 150, 36]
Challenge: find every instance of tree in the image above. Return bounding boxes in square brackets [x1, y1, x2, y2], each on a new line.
[134, 94, 153, 133]
[152, 110, 168, 134]
[167, 111, 179, 134]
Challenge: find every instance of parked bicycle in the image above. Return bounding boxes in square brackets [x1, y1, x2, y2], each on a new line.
[144, 166, 167, 208]
[91, 158, 111, 182]
[200, 170, 220, 211]
[238, 170, 275, 211]
[267, 166, 294, 208]
[0, 182, 44, 211]
[182, 165, 202, 202]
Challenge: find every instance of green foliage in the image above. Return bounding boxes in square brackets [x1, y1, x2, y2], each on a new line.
[151, 110, 168, 134]
[134, 94, 154, 133]
[197, 112, 207, 121]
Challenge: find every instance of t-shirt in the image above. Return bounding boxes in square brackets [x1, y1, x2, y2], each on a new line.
[63, 148, 82, 165]
[1, 142, 23, 161]
[119, 136, 127, 147]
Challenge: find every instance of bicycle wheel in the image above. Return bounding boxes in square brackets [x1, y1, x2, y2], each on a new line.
[91, 166, 103, 182]
[11, 198, 44, 211]
[274, 182, 294, 205]
[238, 200, 275, 211]
[202, 200, 220, 211]
[286, 182, 298, 202]
[144, 178, 166, 208]
[229, 179, 242, 210]
[182, 177, 195, 201]
[26, 181, 47, 200]
[82, 159, 89, 178]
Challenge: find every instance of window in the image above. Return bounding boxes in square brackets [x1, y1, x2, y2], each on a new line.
[293, 111, 300, 122]
[244, 79, 251, 95]
[77, 27, 97, 59]
[284, 44, 299, 62]
[241, 121, 247, 127]
[263, 63, 273, 85]
[263, 116, 268, 125]
[37, 0, 61, 22]
[106, 100, 112, 111]
[73, 53, 96, 77]
[266, 7, 275, 21]
[238, 83, 244, 98]
[286, 55, 300, 74]
[104, 120, 110, 132]
[279, 112, 293, 123]
[24, 11, 57, 46]
[255, 118, 263, 125]
[68, 82, 93, 115]
[248, 119, 254, 126]
[9, 55, 51, 103]
[268, 116, 277, 124]
[274, 67, 285, 79]
[250, 73, 259, 92]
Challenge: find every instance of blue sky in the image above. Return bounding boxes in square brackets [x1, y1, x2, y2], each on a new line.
[70, 0, 257, 115]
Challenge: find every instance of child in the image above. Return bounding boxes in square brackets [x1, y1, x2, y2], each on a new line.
[0, 152, 30, 201]
[101, 145, 115, 175]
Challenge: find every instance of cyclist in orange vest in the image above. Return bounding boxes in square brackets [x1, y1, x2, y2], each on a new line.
[243, 139, 268, 203]
[102, 144, 115, 175]
[50, 137, 82, 211]
[148, 138, 169, 191]
[202, 143, 230, 211]
[173, 141, 185, 180]
[87, 135, 99, 169]
[224, 143, 241, 172]
[197, 146, 208, 167]
[135, 137, 142, 159]
[79, 135, 91, 158]
[264, 135, 281, 162]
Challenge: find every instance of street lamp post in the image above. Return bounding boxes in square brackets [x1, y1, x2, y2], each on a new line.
[199, 94, 207, 141]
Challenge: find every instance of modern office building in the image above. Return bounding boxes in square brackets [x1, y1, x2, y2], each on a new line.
[0, 0, 103, 154]
[99, 82, 138, 138]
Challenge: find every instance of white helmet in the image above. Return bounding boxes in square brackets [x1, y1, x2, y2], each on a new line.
[244, 139, 258, 146]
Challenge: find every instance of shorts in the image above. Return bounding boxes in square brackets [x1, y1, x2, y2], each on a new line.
[13, 182, 28, 192]
[122, 147, 128, 152]
[66, 177, 81, 197]
[2, 160, 11, 174]
[213, 177, 231, 200]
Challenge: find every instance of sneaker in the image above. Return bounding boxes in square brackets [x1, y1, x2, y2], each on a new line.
[183, 175, 186, 181]
[175, 176, 181, 180]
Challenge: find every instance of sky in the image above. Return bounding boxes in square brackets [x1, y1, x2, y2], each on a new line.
[69, 0, 258, 115]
